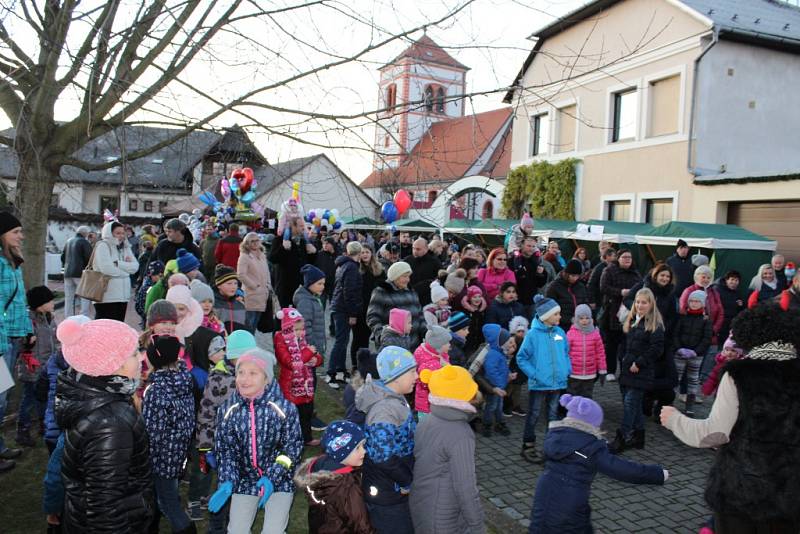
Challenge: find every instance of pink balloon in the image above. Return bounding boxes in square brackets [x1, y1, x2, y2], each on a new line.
[394, 189, 411, 215]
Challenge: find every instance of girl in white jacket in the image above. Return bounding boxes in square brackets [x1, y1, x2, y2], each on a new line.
[92, 221, 138, 321]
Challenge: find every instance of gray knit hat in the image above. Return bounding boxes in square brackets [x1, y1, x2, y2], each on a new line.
[425, 325, 451, 351]
[190, 279, 214, 303]
[147, 299, 178, 327]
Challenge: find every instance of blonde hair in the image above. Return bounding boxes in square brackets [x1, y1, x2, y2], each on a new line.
[623, 287, 664, 334]
[240, 232, 264, 256]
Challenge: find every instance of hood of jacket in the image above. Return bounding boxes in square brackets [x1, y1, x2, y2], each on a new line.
[532, 317, 557, 333]
[100, 221, 127, 247]
[335, 254, 357, 268]
[482, 323, 503, 350]
[55, 368, 136, 430]
[543, 418, 605, 460]
[376, 279, 404, 294]
[354, 375, 404, 415]
[220, 235, 242, 244]
[294, 455, 355, 491]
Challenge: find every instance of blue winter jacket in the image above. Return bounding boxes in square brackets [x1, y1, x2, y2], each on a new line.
[42, 433, 65, 515]
[516, 318, 571, 391]
[531, 419, 665, 533]
[142, 363, 195, 479]
[43, 350, 69, 444]
[330, 255, 363, 317]
[482, 324, 509, 389]
[484, 297, 525, 330]
[215, 380, 303, 495]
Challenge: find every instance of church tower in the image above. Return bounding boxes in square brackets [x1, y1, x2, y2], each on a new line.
[373, 35, 469, 170]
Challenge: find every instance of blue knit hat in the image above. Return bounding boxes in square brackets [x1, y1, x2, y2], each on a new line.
[322, 420, 366, 463]
[226, 330, 257, 360]
[448, 311, 470, 332]
[300, 264, 325, 288]
[176, 248, 200, 274]
[376, 345, 416, 384]
[533, 294, 561, 321]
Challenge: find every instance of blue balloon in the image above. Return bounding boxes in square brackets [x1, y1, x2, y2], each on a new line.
[381, 201, 398, 224]
[241, 191, 255, 206]
[333, 221, 342, 230]
[322, 210, 331, 220]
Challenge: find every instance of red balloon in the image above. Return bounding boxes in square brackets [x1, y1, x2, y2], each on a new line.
[231, 167, 254, 194]
[394, 189, 411, 214]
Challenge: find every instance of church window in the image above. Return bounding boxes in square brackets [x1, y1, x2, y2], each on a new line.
[424, 85, 434, 112]
[482, 200, 494, 219]
[385, 84, 397, 110]
[435, 88, 445, 113]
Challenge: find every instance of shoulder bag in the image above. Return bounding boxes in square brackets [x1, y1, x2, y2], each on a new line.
[76, 242, 112, 302]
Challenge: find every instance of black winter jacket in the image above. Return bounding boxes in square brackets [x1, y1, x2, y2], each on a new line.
[624, 276, 678, 336]
[269, 236, 316, 307]
[587, 261, 608, 306]
[672, 312, 712, 357]
[511, 251, 547, 306]
[666, 253, 694, 296]
[545, 276, 588, 331]
[367, 280, 425, 347]
[315, 250, 337, 299]
[618, 321, 664, 391]
[403, 252, 442, 306]
[484, 297, 524, 330]
[56, 369, 153, 533]
[599, 264, 642, 331]
[331, 255, 363, 317]
[152, 233, 201, 267]
[715, 281, 744, 342]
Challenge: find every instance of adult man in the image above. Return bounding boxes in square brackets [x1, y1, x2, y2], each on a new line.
[200, 223, 222, 281]
[214, 222, 242, 269]
[378, 241, 399, 271]
[666, 239, 694, 296]
[327, 241, 363, 388]
[315, 237, 338, 308]
[511, 236, 547, 318]
[398, 231, 413, 258]
[772, 254, 789, 290]
[545, 259, 589, 330]
[587, 248, 617, 308]
[591, 240, 611, 268]
[152, 218, 201, 266]
[61, 225, 92, 316]
[404, 237, 442, 305]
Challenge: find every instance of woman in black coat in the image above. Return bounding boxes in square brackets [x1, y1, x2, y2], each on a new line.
[624, 263, 678, 336]
[350, 245, 385, 371]
[269, 220, 317, 307]
[598, 249, 642, 379]
[367, 261, 425, 348]
[714, 270, 745, 343]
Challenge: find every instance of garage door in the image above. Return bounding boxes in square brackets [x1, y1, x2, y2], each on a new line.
[728, 200, 800, 262]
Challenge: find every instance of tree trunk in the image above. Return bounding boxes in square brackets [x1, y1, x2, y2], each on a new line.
[15, 151, 59, 290]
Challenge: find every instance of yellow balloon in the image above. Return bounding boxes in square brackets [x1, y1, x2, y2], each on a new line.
[312, 217, 321, 226]
[328, 215, 336, 225]
[292, 182, 300, 200]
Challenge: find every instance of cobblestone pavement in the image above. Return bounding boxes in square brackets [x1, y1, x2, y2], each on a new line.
[475, 382, 715, 533]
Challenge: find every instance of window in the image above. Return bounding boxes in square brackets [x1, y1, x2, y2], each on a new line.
[99, 195, 119, 213]
[612, 89, 637, 142]
[128, 199, 138, 211]
[645, 198, 673, 226]
[556, 104, 577, 153]
[607, 200, 631, 221]
[385, 83, 397, 109]
[435, 87, 445, 113]
[144, 200, 153, 212]
[427, 190, 437, 203]
[212, 161, 228, 177]
[424, 85, 434, 112]
[158, 201, 168, 212]
[482, 200, 494, 219]
[648, 75, 680, 137]
[384, 135, 390, 148]
[529, 113, 549, 156]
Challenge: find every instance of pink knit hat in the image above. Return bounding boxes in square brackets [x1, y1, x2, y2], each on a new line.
[56, 318, 139, 376]
[276, 307, 304, 331]
[389, 308, 410, 333]
[467, 286, 483, 299]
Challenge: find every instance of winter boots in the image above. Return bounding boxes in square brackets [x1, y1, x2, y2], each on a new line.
[520, 442, 543, 464]
[609, 429, 645, 454]
[15, 424, 36, 447]
[685, 394, 696, 417]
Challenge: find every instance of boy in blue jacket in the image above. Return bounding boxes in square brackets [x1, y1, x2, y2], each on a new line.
[517, 295, 571, 464]
[481, 324, 516, 437]
[530, 394, 668, 533]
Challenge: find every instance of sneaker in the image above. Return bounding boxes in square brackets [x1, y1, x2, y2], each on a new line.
[324, 374, 340, 390]
[511, 407, 528, 417]
[695, 395, 704, 404]
[186, 501, 204, 522]
[520, 444, 542, 464]
[502, 410, 513, 418]
[311, 416, 328, 432]
[605, 373, 616, 382]
[494, 423, 511, 436]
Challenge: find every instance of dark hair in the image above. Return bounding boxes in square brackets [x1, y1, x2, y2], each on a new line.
[731, 302, 800, 351]
[723, 270, 741, 281]
[617, 248, 632, 259]
[602, 247, 617, 259]
[458, 257, 481, 272]
[110, 222, 124, 233]
[499, 281, 517, 293]
[164, 218, 185, 231]
[649, 263, 675, 287]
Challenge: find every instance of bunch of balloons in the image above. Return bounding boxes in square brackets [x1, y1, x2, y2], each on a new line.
[380, 189, 412, 224]
[198, 167, 266, 224]
[305, 208, 342, 231]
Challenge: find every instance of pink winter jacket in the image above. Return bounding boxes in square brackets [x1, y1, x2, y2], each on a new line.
[476, 267, 516, 301]
[679, 284, 724, 343]
[413, 343, 450, 413]
[566, 327, 607, 379]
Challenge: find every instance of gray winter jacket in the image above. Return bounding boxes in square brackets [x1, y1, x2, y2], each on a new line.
[377, 326, 412, 353]
[62, 233, 92, 278]
[293, 285, 326, 355]
[410, 402, 485, 534]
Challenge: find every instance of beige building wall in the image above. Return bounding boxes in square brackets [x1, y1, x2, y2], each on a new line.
[689, 181, 800, 223]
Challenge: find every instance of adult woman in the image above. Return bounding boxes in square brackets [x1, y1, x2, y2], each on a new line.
[715, 270, 745, 342]
[624, 263, 678, 336]
[367, 261, 425, 347]
[572, 247, 592, 281]
[661, 304, 800, 533]
[269, 217, 316, 307]
[476, 247, 516, 301]
[350, 245, 384, 371]
[598, 249, 642, 381]
[93, 221, 139, 321]
[237, 232, 271, 332]
[746, 264, 782, 309]
[0, 212, 31, 468]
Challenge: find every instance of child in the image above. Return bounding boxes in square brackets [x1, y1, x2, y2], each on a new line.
[344, 349, 378, 427]
[355, 346, 417, 533]
[16, 286, 57, 447]
[166, 284, 204, 342]
[410, 366, 485, 533]
[566, 304, 607, 399]
[481, 324, 514, 437]
[40, 348, 69, 453]
[136, 260, 164, 326]
[274, 307, 323, 446]
[447, 311, 471, 367]
[701, 335, 744, 397]
[294, 420, 374, 533]
[378, 308, 413, 352]
[485, 281, 525, 329]
[207, 348, 303, 534]
[191, 279, 224, 334]
[530, 394, 668, 532]
[294, 265, 328, 358]
[213, 264, 247, 333]
[504, 315, 530, 417]
[142, 335, 196, 533]
[462, 285, 488, 355]
[609, 288, 665, 454]
[423, 281, 451, 327]
[517, 295, 571, 464]
[412, 325, 451, 419]
[672, 290, 712, 416]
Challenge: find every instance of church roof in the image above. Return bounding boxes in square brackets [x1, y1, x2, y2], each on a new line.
[360, 107, 512, 189]
[383, 35, 469, 71]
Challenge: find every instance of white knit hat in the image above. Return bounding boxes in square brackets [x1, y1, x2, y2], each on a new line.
[430, 282, 448, 303]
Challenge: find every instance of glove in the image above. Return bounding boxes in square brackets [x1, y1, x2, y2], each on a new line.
[256, 476, 274, 508]
[208, 481, 233, 513]
[206, 451, 217, 470]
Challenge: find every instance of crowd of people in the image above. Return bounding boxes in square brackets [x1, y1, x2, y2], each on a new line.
[0, 210, 799, 534]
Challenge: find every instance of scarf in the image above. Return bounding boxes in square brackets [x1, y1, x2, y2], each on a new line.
[575, 319, 594, 334]
[282, 324, 313, 398]
[80, 372, 139, 397]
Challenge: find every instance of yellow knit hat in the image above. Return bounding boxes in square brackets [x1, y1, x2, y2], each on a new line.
[419, 365, 478, 402]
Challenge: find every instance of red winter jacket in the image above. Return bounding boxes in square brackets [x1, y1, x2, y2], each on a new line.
[679, 284, 724, 343]
[566, 327, 607, 379]
[214, 235, 242, 269]
[274, 331, 321, 405]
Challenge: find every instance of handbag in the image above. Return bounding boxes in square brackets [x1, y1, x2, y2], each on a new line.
[76, 242, 112, 302]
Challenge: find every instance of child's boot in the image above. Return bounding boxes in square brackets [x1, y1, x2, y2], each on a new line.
[15, 424, 35, 447]
[685, 394, 696, 417]
[494, 422, 511, 436]
[631, 429, 645, 449]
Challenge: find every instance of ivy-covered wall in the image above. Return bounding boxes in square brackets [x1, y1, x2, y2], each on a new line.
[501, 158, 579, 220]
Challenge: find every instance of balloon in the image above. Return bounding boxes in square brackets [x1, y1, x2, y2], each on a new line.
[381, 201, 398, 223]
[331, 209, 339, 218]
[393, 189, 411, 215]
[241, 191, 255, 206]
[307, 209, 316, 220]
[328, 214, 336, 225]
[230, 178, 240, 194]
[322, 210, 331, 220]
[292, 182, 300, 200]
[221, 179, 231, 200]
[198, 191, 217, 207]
[333, 221, 342, 230]
[321, 219, 329, 229]
[311, 217, 320, 226]
[231, 167, 254, 194]
[251, 201, 265, 217]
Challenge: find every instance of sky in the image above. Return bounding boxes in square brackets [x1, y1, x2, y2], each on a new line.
[0, 0, 587, 184]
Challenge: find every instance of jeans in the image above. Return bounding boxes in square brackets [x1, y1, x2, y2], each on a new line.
[621, 386, 645, 436]
[228, 492, 293, 534]
[483, 393, 504, 426]
[0, 338, 22, 452]
[366, 500, 414, 534]
[567, 377, 595, 399]
[699, 345, 718, 385]
[17, 381, 44, 429]
[297, 401, 314, 443]
[63, 277, 91, 317]
[245, 310, 260, 333]
[522, 390, 561, 444]
[327, 312, 351, 376]
[153, 476, 191, 531]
